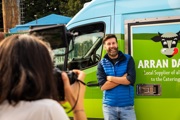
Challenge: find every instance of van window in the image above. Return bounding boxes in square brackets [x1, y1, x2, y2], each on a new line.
[67, 22, 105, 70]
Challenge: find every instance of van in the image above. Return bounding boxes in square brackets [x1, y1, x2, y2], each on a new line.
[31, 0, 180, 119]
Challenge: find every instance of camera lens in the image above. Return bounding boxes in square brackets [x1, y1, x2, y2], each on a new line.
[53, 68, 77, 101]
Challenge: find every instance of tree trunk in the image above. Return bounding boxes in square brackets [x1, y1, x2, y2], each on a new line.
[2, 0, 20, 33]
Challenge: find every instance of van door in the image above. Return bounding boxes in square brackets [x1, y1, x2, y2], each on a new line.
[66, 16, 111, 119]
[125, 16, 180, 120]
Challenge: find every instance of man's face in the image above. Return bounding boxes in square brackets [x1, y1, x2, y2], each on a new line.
[104, 38, 118, 58]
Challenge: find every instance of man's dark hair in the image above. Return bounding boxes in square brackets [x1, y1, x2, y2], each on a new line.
[102, 34, 117, 44]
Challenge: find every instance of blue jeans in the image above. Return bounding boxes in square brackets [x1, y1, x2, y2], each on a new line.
[103, 104, 136, 120]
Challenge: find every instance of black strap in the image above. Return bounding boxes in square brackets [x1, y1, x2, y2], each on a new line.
[66, 79, 86, 113]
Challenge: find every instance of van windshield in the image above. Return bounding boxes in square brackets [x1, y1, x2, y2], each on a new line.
[67, 32, 104, 70]
[67, 22, 105, 70]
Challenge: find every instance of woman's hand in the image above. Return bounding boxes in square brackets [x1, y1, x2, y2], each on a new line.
[61, 69, 87, 120]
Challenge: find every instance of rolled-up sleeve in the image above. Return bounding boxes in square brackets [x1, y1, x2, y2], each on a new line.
[126, 56, 136, 85]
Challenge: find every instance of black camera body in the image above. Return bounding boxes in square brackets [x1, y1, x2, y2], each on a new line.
[53, 68, 77, 101]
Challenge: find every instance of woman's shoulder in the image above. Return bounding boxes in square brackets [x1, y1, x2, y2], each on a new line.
[0, 99, 69, 120]
[29, 99, 63, 109]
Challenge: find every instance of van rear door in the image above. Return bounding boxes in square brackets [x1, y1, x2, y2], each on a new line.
[125, 16, 180, 120]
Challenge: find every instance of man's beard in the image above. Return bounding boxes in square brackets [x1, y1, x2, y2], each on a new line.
[107, 47, 118, 58]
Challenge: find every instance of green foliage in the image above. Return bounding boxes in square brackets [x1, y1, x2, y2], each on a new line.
[21, 0, 91, 23]
[21, 0, 61, 23]
[66, 0, 82, 17]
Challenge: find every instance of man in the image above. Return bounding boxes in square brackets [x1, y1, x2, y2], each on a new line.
[97, 34, 136, 120]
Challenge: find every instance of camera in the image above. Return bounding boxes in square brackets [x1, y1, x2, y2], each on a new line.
[53, 68, 78, 101]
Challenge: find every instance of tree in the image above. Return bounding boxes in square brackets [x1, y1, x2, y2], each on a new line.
[2, 0, 19, 32]
[0, 0, 3, 31]
[21, 0, 61, 23]
[62, 0, 82, 17]
[21, 0, 91, 23]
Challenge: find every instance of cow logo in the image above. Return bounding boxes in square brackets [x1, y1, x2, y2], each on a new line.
[151, 31, 180, 58]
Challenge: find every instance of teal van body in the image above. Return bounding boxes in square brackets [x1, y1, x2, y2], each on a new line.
[63, 0, 180, 119]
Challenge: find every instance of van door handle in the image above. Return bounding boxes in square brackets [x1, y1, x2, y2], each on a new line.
[136, 84, 161, 96]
